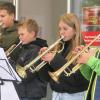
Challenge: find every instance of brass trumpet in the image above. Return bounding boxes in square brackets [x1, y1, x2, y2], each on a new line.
[16, 36, 64, 79]
[34, 40, 64, 72]
[6, 41, 22, 57]
[48, 34, 100, 83]
[0, 21, 3, 37]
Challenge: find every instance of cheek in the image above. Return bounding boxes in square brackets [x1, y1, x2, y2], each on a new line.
[64, 30, 72, 38]
[69, 32, 74, 37]
[3, 19, 10, 27]
[21, 37, 27, 44]
[22, 36, 27, 41]
[68, 33, 75, 40]
[63, 31, 75, 41]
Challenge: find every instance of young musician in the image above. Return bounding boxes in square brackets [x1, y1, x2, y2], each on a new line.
[39, 13, 91, 100]
[10, 19, 49, 100]
[0, 2, 19, 51]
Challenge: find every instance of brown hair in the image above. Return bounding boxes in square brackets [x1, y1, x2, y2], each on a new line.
[0, 2, 15, 15]
[18, 19, 39, 36]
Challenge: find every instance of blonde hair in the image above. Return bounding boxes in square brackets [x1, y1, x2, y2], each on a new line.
[18, 19, 39, 36]
[59, 13, 83, 49]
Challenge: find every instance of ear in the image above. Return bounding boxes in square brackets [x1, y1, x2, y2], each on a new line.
[10, 13, 15, 20]
[31, 31, 36, 37]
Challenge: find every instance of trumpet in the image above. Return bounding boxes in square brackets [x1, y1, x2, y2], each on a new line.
[48, 34, 100, 83]
[6, 41, 22, 57]
[0, 21, 3, 37]
[16, 36, 64, 79]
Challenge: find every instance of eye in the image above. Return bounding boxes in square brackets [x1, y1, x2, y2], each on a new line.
[63, 27, 68, 31]
[18, 33, 24, 37]
[1, 15, 5, 17]
[61, 26, 68, 31]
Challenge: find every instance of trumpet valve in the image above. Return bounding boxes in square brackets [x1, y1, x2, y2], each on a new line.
[29, 66, 36, 73]
[64, 70, 71, 77]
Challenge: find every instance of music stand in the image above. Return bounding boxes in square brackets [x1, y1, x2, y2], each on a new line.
[0, 48, 21, 100]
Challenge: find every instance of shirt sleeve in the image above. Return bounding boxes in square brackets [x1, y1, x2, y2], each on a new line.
[87, 56, 100, 76]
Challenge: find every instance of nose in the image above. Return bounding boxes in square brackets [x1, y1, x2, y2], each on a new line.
[19, 35, 22, 40]
[59, 29, 64, 36]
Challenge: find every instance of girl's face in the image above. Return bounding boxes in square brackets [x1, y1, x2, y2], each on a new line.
[58, 20, 76, 41]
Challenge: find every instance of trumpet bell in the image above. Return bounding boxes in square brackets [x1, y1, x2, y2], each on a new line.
[48, 71, 59, 83]
[16, 65, 27, 79]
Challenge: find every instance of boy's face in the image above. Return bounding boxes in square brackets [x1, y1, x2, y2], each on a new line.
[18, 27, 36, 45]
[0, 9, 15, 28]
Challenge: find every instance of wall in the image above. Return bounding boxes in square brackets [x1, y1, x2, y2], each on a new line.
[52, 0, 67, 41]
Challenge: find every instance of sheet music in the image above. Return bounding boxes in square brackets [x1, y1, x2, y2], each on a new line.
[0, 48, 21, 82]
[0, 47, 21, 100]
[1, 82, 20, 100]
[0, 59, 16, 81]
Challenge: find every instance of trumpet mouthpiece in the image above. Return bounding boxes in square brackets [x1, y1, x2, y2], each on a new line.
[0, 21, 3, 26]
[61, 35, 64, 39]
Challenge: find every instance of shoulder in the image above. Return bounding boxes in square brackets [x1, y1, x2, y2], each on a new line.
[5, 21, 18, 33]
[35, 38, 48, 47]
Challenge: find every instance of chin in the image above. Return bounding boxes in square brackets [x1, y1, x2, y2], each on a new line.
[63, 38, 69, 41]
[22, 42, 26, 45]
[23, 42, 29, 45]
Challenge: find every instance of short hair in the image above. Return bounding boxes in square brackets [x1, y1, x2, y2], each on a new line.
[18, 19, 39, 36]
[0, 2, 15, 15]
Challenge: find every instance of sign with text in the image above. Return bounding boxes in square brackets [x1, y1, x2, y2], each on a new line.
[82, 31, 100, 46]
[82, 6, 100, 46]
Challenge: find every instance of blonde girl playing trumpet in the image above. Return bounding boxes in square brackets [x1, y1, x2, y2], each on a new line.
[39, 13, 92, 100]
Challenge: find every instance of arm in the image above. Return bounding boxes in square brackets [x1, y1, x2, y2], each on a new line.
[49, 53, 67, 70]
[87, 56, 100, 76]
[39, 47, 67, 71]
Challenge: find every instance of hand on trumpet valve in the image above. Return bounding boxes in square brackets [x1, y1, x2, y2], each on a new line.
[39, 47, 56, 62]
[72, 45, 91, 64]
[77, 48, 95, 64]
[72, 45, 84, 55]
